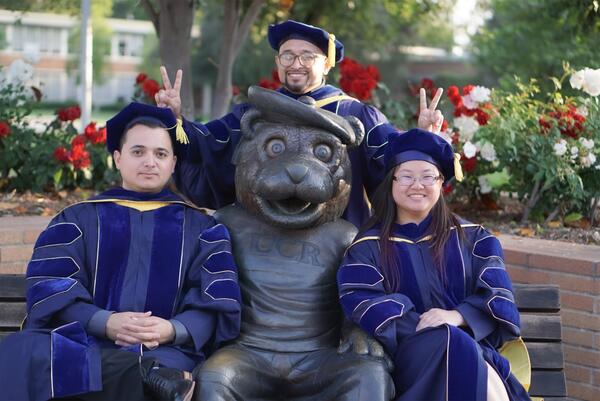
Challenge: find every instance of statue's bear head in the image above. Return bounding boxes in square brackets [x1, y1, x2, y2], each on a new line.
[233, 86, 364, 229]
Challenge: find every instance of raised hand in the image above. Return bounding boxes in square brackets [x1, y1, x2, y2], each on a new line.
[417, 87, 444, 133]
[155, 66, 183, 118]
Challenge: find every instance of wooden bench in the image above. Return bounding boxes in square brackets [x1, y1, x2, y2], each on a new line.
[0, 275, 567, 399]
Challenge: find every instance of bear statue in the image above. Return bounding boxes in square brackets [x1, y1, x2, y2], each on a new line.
[195, 86, 393, 401]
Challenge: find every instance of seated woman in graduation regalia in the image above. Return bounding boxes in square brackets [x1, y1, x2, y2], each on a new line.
[0, 103, 241, 401]
[337, 128, 531, 401]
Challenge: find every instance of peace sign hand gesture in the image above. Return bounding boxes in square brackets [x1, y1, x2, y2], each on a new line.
[155, 66, 183, 118]
[417, 87, 444, 133]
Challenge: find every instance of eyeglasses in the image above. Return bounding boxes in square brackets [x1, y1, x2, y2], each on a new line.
[392, 175, 442, 186]
[277, 52, 322, 67]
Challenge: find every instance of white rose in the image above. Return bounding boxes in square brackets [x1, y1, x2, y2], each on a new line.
[570, 69, 585, 90]
[463, 141, 478, 159]
[582, 68, 600, 97]
[581, 153, 597, 168]
[469, 86, 491, 103]
[479, 141, 497, 162]
[462, 95, 476, 110]
[553, 140, 567, 156]
[570, 146, 579, 156]
[576, 104, 589, 117]
[579, 138, 595, 150]
[453, 115, 479, 142]
[478, 175, 492, 194]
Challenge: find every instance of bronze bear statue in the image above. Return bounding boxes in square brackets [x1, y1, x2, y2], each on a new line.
[195, 86, 393, 401]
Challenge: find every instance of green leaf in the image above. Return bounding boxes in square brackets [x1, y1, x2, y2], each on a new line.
[564, 212, 583, 223]
[482, 168, 511, 188]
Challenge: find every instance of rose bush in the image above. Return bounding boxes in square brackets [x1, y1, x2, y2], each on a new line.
[0, 59, 118, 192]
[474, 65, 600, 224]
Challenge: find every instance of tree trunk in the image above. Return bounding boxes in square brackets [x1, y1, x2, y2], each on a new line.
[521, 179, 544, 223]
[141, 0, 196, 119]
[211, 0, 265, 119]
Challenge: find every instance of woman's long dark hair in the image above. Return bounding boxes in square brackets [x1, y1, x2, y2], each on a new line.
[359, 168, 464, 293]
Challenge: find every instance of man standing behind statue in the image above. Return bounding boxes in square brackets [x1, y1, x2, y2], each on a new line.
[156, 19, 444, 227]
[194, 86, 393, 400]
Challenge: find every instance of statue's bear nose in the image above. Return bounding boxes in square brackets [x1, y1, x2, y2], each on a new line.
[285, 164, 309, 184]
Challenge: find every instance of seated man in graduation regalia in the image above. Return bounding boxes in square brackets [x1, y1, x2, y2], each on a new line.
[0, 103, 242, 401]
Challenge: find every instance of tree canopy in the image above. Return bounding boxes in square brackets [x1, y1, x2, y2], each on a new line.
[472, 0, 600, 90]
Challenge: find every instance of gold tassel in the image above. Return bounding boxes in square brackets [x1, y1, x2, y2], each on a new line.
[327, 33, 336, 68]
[175, 118, 189, 145]
[454, 153, 464, 182]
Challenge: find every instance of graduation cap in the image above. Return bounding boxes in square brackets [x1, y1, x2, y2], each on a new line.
[384, 128, 464, 183]
[268, 20, 344, 68]
[106, 102, 188, 158]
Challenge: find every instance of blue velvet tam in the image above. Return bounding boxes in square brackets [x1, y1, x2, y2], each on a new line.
[106, 102, 187, 158]
[268, 19, 344, 63]
[384, 128, 462, 183]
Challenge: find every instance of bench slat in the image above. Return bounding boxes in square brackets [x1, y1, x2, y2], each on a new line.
[527, 342, 564, 369]
[513, 284, 560, 312]
[0, 302, 25, 328]
[0, 274, 26, 300]
[529, 370, 567, 396]
[520, 313, 562, 341]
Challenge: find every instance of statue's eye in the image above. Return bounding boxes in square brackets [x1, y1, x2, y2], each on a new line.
[314, 143, 332, 162]
[266, 138, 285, 157]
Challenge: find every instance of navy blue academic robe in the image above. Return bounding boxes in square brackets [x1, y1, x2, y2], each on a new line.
[175, 84, 396, 227]
[0, 188, 241, 401]
[337, 216, 531, 401]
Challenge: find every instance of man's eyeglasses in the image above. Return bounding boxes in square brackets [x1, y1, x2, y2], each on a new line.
[277, 52, 322, 67]
[392, 175, 442, 186]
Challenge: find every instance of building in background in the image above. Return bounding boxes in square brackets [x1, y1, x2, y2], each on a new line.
[0, 9, 154, 106]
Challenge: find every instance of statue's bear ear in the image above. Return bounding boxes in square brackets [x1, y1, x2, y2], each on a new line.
[240, 108, 262, 140]
[233, 108, 263, 166]
[344, 115, 365, 148]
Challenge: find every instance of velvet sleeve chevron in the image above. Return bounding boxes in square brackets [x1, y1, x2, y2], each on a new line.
[24, 206, 104, 330]
[342, 101, 396, 196]
[174, 105, 249, 209]
[455, 227, 521, 348]
[172, 221, 241, 355]
[337, 238, 421, 355]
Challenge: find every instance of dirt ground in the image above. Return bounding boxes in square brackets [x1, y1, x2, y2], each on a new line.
[1, 190, 599, 245]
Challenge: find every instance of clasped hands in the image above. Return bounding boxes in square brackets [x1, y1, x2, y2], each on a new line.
[106, 311, 175, 349]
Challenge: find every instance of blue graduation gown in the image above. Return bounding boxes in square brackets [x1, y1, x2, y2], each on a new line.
[175, 84, 396, 227]
[0, 188, 241, 401]
[337, 216, 531, 401]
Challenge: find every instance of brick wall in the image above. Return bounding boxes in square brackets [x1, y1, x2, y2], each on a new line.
[1, 216, 599, 399]
[501, 235, 600, 401]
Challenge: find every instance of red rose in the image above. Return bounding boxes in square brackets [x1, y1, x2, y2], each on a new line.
[258, 78, 280, 90]
[443, 183, 454, 195]
[271, 69, 281, 84]
[53, 146, 70, 163]
[462, 85, 475, 95]
[70, 146, 91, 169]
[57, 105, 81, 122]
[71, 134, 87, 149]
[84, 122, 106, 145]
[441, 120, 449, 132]
[475, 109, 490, 126]
[136, 73, 148, 84]
[142, 79, 161, 100]
[0, 121, 10, 138]
[462, 155, 477, 173]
